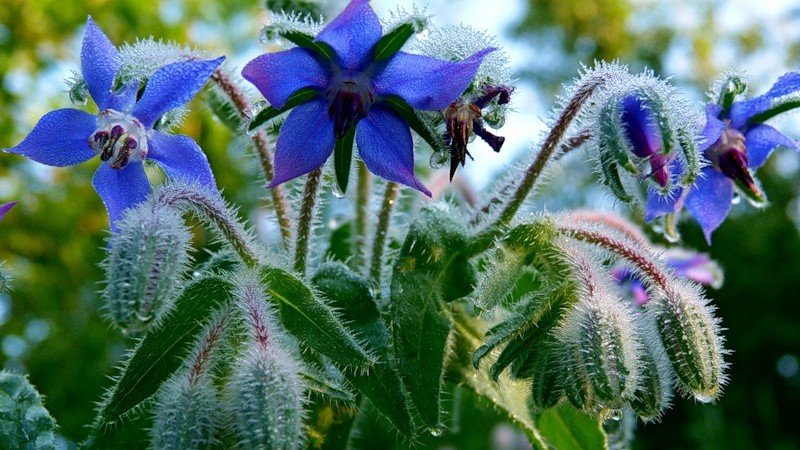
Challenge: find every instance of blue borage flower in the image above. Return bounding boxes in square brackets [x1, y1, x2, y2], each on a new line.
[4, 18, 224, 229]
[647, 72, 800, 242]
[243, 0, 494, 196]
[0, 202, 17, 221]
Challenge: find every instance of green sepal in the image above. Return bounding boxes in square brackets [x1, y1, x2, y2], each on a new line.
[301, 361, 357, 405]
[716, 75, 747, 114]
[261, 266, 376, 369]
[472, 291, 547, 368]
[373, 23, 416, 62]
[384, 96, 448, 154]
[248, 87, 318, 132]
[94, 276, 234, 426]
[441, 253, 477, 302]
[334, 125, 356, 195]
[281, 29, 334, 60]
[748, 99, 800, 125]
[599, 102, 638, 175]
[598, 143, 632, 203]
[677, 128, 701, 186]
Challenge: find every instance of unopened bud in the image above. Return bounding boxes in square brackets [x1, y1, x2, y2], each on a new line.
[103, 207, 191, 333]
[152, 376, 220, 450]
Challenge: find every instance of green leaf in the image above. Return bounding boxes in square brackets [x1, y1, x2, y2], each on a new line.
[334, 125, 356, 195]
[95, 276, 234, 425]
[261, 266, 375, 369]
[281, 29, 334, 60]
[473, 291, 547, 368]
[373, 23, 416, 61]
[384, 96, 448, 154]
[301, 362, 356, 405]
[312, 262, 415, 436]
[537, 403, 608, 450]
[0, 370, 57, 449]
[248, 87, 318, 132]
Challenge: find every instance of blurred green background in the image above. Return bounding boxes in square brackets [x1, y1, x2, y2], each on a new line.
[1, 0, 799, 448]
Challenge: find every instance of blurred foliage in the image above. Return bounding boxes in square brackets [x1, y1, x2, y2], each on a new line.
[0, 0, 799, 448]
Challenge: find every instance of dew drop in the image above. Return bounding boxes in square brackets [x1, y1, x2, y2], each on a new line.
[428, 426, 444, 437]
[332, 184, 347, 199]
[731, 192, 741, 205]
[429, 151, 448, 169]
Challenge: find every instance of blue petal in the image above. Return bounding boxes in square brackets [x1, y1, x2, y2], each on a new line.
[685, 168, 734, 244]
[0, 202, 17, 221]
[620, 95, 661, 158]
[700, 103, 726, 152]
[5, 108, 96, 167]
[92, 163, 151, 230]
[270, 99, 335, 186]
[645, 186, 684, 222]
[148, 131, 217, 188]
[242, 48, 328, 109]
[729, 72, 800, 128]
[744, 124, 798, 169]
[81, 17, 121, 110]
[374, 48, 495, 111]
[356, 105, 430, 196]
[316, 0, 382, 70]
[132, 57, 225, 128]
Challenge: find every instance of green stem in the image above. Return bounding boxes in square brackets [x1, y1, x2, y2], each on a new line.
[210, 69, 292, 249]
[294, 168, 323, 275]
[352, 161, 371, 271]
[369, 182, 400, 283]
[467, 78, 607, 256]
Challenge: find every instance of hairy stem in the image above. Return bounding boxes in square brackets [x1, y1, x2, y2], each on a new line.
[152, 185, 262, 267]
[467, 78, 607, 256]
[352, 161, 371, 271]
[294, 169, 323, 275]
[369, 182, 400, 283]
[210, 69, 292, 248]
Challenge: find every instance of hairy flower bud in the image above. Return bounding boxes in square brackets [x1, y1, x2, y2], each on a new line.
[152, 376, 220, 450]
[103, 206, 192, 333]
[558, 295, 642, 414]
[629, 341, 674, 422]
[0, 370, 56, 449]
[528, 342, 563, 412]
[227, 347, 305, 450]
[648, 282, 726, 402]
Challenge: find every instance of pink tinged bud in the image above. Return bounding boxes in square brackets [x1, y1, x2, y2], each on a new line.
[708, 127, 764, 202]
[648, 153, 670, 188]
[89, 109, 149, 170]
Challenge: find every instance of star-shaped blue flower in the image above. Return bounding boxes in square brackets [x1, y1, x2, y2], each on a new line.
[242, 0, 493, 196]
[0, 202, 17, 221]
[646, 73, 800, 242]
[4, 18, 224, 229]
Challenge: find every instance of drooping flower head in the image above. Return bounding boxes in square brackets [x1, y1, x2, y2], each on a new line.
[0, 202, 17, 221]
[4, 18, 224, 229]
[243, 0, 494, 195]
[613, 249, 723, 306]
[648, 72, 800, 242]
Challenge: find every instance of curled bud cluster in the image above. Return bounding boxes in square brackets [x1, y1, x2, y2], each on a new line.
[473, 212, 726, 421]
[103, 206, 192, 333]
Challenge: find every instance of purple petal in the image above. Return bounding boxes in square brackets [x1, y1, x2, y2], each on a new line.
[81, 17, 121, 110]
[132, 57, 225, 128]
[148, 131, 217, 188]
[729, 72, 800, 128]
[645, 185, 684, 222]
[685, 168, 734, 244]
[744, 124, 798, 169]
[620, 95, 661, 158]
[92, 163, 151, 230]
[0, 202, 18, 221]
[242, 48, 328, 109]
[316, 0, 382, 70]
[356, 105, 430, 196]
[700, 103, 726, 152]
[374, 48, 495, 111]
[270, 99, 335, 186]
[5, 108, 96, 167]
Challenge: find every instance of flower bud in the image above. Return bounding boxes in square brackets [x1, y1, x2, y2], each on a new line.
[629, 345, 673, 422]
[103, 207, 191, 333]
[0, 370, 56, 449]
[559, 296, 641, 414]
[227, 347, 305, 449]
[648, 282, 726, 402]
[152, 376, 220, 450]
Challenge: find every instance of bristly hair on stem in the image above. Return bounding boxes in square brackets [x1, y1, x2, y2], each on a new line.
[294, 168, 323, 275]
[370, 182, 400, 283]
